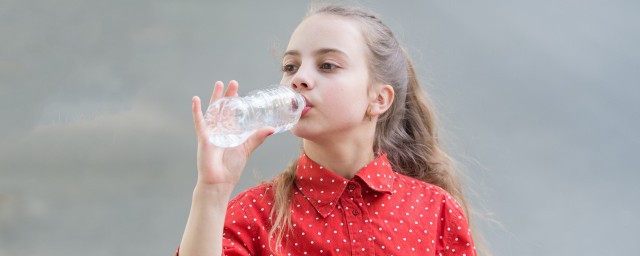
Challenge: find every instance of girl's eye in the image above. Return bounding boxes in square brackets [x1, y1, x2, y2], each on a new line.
[282, 64, 299, 73]
[320, 63, 336, 70]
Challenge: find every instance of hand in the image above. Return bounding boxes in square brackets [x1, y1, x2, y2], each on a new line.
[191, 80, 275, 192]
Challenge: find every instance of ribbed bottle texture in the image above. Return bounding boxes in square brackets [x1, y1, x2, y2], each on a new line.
[204, 85, 305, 148]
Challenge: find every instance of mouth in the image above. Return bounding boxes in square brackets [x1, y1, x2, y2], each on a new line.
[301, 95, 312, 117]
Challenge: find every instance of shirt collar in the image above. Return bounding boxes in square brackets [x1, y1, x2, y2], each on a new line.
[294, 153, 395, 218]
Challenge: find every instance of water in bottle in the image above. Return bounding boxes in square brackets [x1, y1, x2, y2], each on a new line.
[204, 85, 306, 148]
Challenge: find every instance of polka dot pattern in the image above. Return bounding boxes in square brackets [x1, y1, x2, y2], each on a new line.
[178, 153, 476, 256]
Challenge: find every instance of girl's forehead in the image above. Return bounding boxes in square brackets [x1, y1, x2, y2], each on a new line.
[286, 14, 367, 57]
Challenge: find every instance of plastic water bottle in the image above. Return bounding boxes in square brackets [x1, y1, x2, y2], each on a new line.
[204, 85, 306, 148]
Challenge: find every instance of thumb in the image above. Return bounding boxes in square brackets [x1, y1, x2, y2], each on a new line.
[242, 127, 276, 156]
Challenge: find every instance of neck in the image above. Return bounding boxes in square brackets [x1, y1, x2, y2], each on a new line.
[303, 134, 376, 179]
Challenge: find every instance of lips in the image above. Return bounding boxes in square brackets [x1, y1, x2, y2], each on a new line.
[301, 95, 312, 117]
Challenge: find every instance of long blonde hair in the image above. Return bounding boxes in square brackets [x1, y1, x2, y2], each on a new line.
[268, 3, 482, 254]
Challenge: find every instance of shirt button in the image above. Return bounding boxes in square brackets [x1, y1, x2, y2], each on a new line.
[352, 209, 359, 216]
[348, 184, 356, 190]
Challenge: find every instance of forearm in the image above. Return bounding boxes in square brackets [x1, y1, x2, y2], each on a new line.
[181, 82, 272, 255]
[179, 185, 233, 256]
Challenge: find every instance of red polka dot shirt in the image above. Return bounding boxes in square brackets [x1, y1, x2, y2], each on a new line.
[177, 153, 476, 256]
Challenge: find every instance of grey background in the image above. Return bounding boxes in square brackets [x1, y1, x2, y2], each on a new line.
[1, 0, 638, 255]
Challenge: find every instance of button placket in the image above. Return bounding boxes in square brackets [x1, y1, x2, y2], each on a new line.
[340, 181, 373, 255]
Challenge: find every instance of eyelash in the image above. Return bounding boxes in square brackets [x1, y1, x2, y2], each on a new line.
[282, 64, 298, 73]
[319, 63, 336, 70]
[281, 62, 338, 74]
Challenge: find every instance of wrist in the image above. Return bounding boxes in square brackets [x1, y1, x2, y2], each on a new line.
[192, 183, 233, 203]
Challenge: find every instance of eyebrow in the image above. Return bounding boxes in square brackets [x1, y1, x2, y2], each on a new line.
[283, 48, 349, 59]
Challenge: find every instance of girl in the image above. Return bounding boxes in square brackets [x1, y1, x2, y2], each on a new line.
[178, 4, 478, 256]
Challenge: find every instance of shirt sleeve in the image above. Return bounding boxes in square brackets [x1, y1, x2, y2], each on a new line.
[222, 189, 275, 256]
[219, 195, 255, 255]
[436, 194, 477, 256]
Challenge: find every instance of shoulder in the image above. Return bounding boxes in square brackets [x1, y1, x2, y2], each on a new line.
[222, 184, 277, 255]
[224, 183, 277, 232]
[227, 183, 276, 210]
[393, 172, 466, 214]
[394, 173, 476, 253]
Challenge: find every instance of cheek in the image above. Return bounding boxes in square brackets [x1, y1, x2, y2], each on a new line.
[279, 75, 289, 85]
[329, 92, 368, 119]
[318, 72, 370, 119]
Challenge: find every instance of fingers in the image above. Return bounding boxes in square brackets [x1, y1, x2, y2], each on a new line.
[199, 80, 241, 140]
[242, 127, 276, 156]
[209, 81, 224, 105]
[192, 96, 206, 138]
[225, 80, 239, 98]
[209, 80, 240, 105]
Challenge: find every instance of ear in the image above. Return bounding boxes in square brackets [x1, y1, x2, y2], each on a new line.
[369, 84, 395, 116]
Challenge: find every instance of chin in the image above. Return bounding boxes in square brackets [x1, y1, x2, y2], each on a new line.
[290, 126, 307, 138]
[291, 124, 320, 141]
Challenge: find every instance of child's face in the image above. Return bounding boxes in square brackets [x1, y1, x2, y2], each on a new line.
[281, 14, 375, 141]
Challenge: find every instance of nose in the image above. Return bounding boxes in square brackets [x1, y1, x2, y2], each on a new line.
[290, 67, 314, 91]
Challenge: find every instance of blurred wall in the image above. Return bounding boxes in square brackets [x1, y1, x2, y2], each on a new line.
[1, 1, 638, 255]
